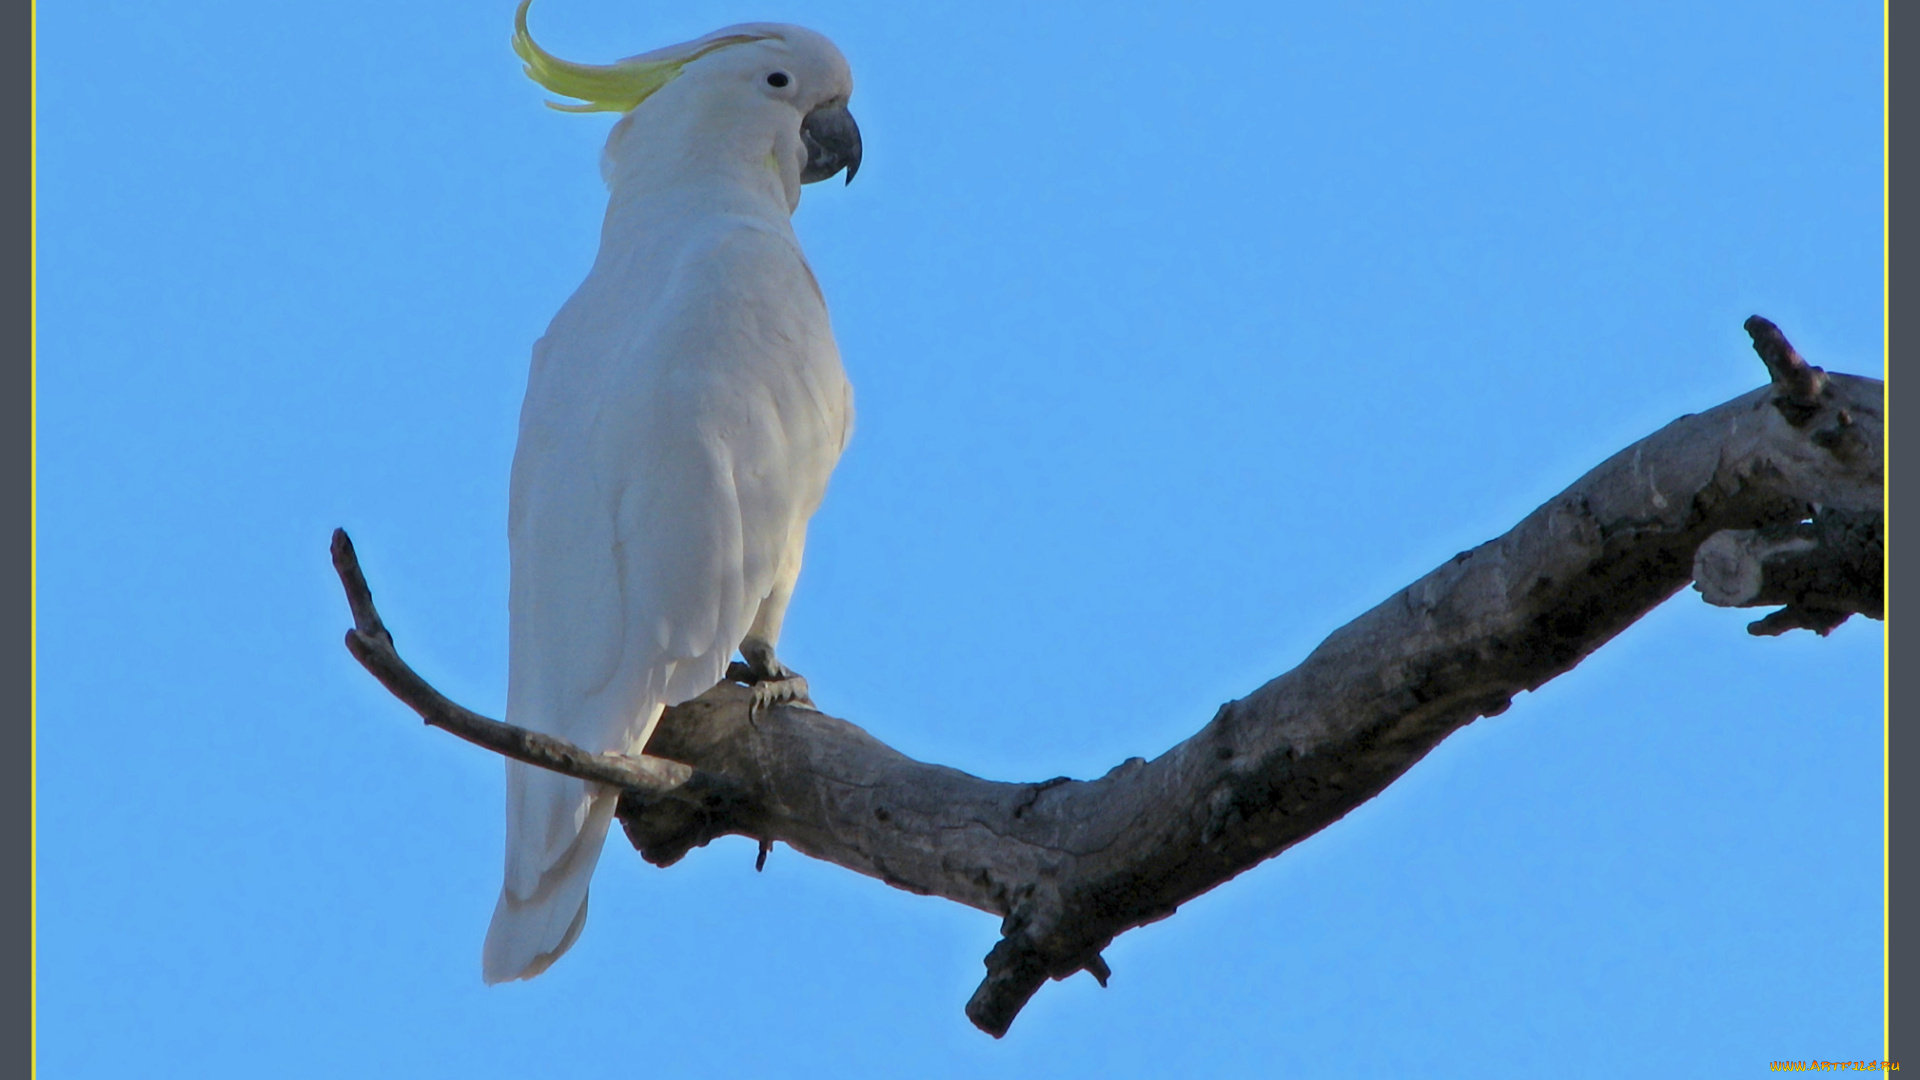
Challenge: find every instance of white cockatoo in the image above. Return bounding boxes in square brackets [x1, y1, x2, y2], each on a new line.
[483, 0, 861, 983]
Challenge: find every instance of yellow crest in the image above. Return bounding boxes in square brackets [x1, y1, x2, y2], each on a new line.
[512, 0, 772, 114]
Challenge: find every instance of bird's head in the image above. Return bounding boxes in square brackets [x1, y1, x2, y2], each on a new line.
[513, 0, 861, 205]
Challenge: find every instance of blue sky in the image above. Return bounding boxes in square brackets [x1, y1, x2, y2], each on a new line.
[37, 1, 1882, 1075]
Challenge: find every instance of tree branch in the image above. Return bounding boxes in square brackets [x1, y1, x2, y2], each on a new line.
[1693, 507, 1883, 635]
[332, 529, 696, 793]
[336, 318, 1880, 1037]
[1744, 314, 1831, 423]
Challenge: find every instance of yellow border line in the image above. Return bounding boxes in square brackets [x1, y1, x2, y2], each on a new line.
[1882, 0, 1891, 1063]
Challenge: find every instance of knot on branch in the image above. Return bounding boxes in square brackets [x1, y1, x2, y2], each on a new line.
[616, 770, 760, 867]
[1693, 507, 1882, 635]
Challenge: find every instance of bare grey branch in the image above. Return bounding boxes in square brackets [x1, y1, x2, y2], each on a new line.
[1694, 508, 1883, 635]
[335, 320, 1881, 1037]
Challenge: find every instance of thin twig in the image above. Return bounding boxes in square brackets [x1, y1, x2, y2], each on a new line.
[330, 528, 692, 793]
[1745, 314, 1829, 420]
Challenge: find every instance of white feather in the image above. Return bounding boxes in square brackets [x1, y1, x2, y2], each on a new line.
[483, 26, 855, 983]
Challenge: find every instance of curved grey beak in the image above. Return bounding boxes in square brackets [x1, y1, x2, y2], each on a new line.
[800, 104, 862, 185]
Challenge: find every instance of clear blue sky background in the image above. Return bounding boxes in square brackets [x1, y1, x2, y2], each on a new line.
[37, 1, 1883, 1075]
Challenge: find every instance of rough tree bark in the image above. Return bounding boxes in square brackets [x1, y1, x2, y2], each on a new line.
[335, 317, 1881, 1037]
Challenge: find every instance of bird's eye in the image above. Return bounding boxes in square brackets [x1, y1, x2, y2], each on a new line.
[766, 71, 790, 88]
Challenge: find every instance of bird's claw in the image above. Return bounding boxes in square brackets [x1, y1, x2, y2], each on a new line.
[736, 635, 815, 720]
[748, 674, 811, 721]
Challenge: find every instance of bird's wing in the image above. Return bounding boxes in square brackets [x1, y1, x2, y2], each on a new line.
[602, 220, 849, 694]
[486, 217, 847, 981]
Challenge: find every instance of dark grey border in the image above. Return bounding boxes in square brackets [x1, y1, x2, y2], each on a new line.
[1890, 0, 1910, 1062]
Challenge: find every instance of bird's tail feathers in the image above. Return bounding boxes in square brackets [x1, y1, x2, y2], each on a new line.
[482, 784, 617, 984]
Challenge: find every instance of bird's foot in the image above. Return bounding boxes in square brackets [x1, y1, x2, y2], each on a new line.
[748, 674, 811, 720]
[734, 636, 814, 721]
